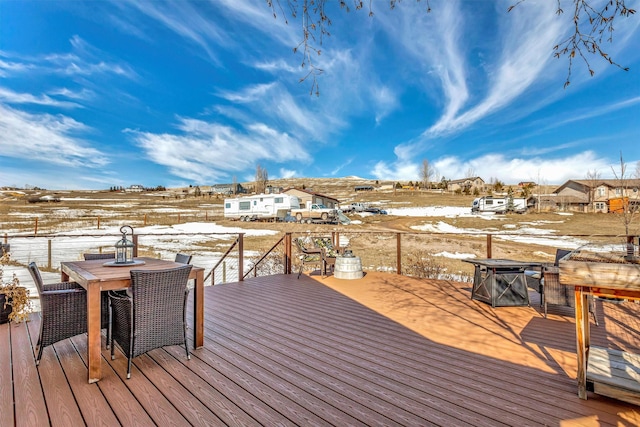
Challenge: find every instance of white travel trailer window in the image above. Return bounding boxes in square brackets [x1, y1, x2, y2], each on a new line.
[239, 201, 251, 210]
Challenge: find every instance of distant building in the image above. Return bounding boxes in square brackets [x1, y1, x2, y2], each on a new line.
[266, 186, 284, 194]
[354, 185, 374, 192]
[283, 188, 340, 209]
[211, 183, 246, 195]
[447, 177, 485, 193]
[126, 184, 144, 193]
[553, 179, 640, 213]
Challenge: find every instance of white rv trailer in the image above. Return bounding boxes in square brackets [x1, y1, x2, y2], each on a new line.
[471, 196, 532, 214]
[224, 193, 300, 221]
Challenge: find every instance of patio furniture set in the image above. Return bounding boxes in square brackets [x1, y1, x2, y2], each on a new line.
[28, 252, 203, 383]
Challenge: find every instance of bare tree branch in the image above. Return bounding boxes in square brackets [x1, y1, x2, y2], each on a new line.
[267, 0, 634, 94]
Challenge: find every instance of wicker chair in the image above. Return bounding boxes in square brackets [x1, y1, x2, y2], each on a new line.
[82, 252, 116, 261]
[542, 249, 598, 325]
[175, 253, 192, 264]
[108, 265, 193, 378]
[28, 262, 87, 365]
[294, 238, 323, 279]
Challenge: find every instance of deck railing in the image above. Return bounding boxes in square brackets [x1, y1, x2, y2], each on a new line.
[3, 230, 637, 293]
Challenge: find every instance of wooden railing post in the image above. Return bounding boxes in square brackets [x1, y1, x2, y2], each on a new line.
[238, 233, 244, 281]
[132, 234, 139, 257]
[396, 233, 402, 275]
[97, 216, 100, 229]
[34, 218, 38, 235]
[486, 234, 492, 259]
[47, 240, 52, 269]
[284, 233, 292, 275]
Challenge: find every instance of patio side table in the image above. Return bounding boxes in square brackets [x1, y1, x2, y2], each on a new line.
[464, 259, 543, 307]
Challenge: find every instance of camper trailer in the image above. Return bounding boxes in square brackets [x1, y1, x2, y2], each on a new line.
[224, 194, 300, 221]
[471, 196, 532, 214]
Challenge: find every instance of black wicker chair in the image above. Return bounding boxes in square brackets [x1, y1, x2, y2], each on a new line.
[174, 253, 192, 264]
[542, 249, 598, 325]
[82, 252, 116, 261]
[83, 253, 115, 346]
[28, 262, 87, 365]
[108, 265, 193, 378]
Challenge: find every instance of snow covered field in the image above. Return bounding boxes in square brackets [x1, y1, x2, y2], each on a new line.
[2, 203, 592, 313]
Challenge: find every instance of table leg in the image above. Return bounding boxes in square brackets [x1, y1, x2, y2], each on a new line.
[194, 269, 204, 348]
[575, 285, 589, 399]
[87, 287, 102, 383]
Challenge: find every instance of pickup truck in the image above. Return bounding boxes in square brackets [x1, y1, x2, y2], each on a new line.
[290, 203, 338, 223]
[340, 202, 367, 213]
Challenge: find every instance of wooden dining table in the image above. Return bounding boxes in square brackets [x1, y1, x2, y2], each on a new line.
[61, 257, 205, 383]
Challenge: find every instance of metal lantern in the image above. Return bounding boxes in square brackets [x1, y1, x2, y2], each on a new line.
[115, 225, 135, 264]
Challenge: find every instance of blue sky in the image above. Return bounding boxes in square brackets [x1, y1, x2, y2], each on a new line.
[1, 0, 639, 190]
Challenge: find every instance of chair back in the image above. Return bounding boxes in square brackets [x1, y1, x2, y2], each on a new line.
[313, 237, 339, 257]
[127, 265, 192, 356]
[83, 252, 116, 260]
[129, 265, 192, 312]
[175, 253, 192, 264]
[294, 238, 311, 253]
[27, 262, 45, 296]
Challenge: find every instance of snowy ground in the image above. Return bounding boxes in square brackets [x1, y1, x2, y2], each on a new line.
[2, 204, 589, 313]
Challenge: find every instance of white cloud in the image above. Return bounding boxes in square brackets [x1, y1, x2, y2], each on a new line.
[371, 150, 618, 185]
[0, 87, 80, 108]
[0, 104, 108, 168]
[129, 117, 311, 182]
[277, 168, 297, 179]
[371, 160, 420, 181]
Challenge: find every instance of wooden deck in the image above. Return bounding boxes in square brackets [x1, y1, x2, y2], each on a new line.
[2, 271, 640, 426]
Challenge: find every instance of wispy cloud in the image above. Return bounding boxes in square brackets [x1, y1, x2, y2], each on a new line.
[0, 56, 33, 77]
[0, 87, 80, 108]
[386, 1, 566, 164]
[216, 82, 341, 142]
[1, 36, 136, 80]
[128, 116, 311, 182]
[0, 104, 108, 167]
[331, 159, 353, 176]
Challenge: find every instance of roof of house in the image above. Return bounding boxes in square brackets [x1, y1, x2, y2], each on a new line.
[553, 179, 640, 194]
[447, 177, 484, 185]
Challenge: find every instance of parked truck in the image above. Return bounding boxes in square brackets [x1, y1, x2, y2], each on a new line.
[224, 193, 300, 221]
[290, 202, 338, 223]
[471, 196, 533, 214]
[339, 202, 368, 213]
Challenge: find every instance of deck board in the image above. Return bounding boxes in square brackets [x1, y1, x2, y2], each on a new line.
[0, 315, 14, 426]
[2, 272, 640, 426]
